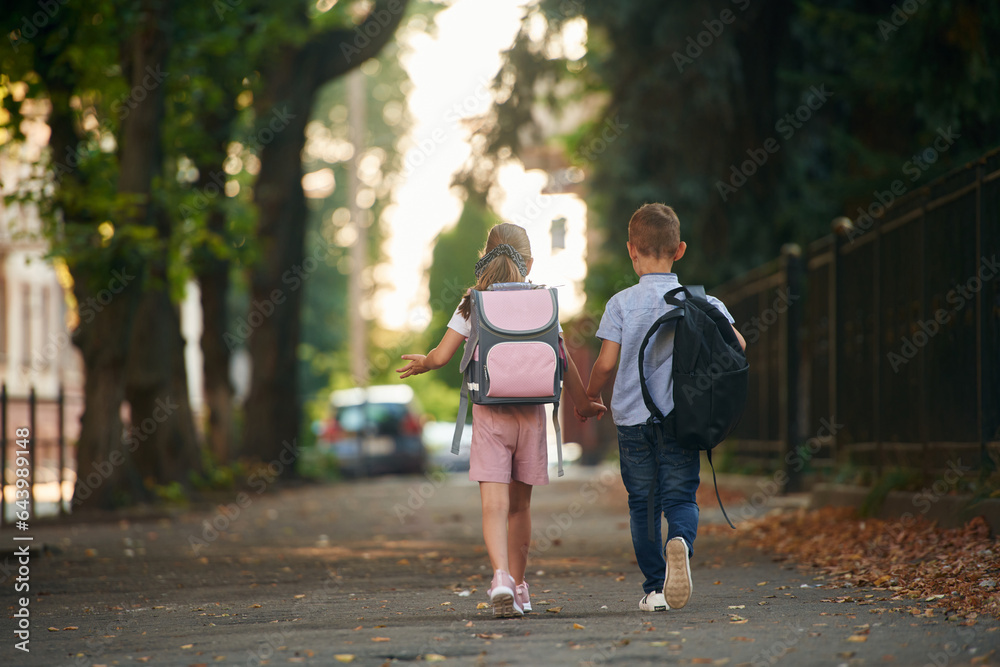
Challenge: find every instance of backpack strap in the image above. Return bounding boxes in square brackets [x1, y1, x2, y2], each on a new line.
[636, 306, 684, 422]
[707, 449, 735, 529]
[452, 382, 470, 455]
[552, 401, 563, 477]
[638, 286, 737, 539]
[452, 292, 479, 456]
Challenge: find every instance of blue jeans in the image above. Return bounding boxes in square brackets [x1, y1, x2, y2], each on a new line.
[617, 423, 701, 594]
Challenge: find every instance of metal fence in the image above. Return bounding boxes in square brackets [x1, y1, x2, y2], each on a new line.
[0, 385, 80, 526]
[714, 147, 1000, 485]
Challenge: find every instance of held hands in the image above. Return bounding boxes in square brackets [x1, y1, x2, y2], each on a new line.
[396, 354, 430, 379]
[574, 395, 607, 422]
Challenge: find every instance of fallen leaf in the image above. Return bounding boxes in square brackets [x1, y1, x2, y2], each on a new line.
[846, 635, 868, 643]
[573, 623, 585, 630]
[731, 636, 755, 642]
[728, 605, 745, 610]
[294, 594, 306, 599]
[63, 626, 78, 631]
[756, 581, 768, 586]
[476, 602, 490, 609]
[476, 633, 503, 640]
[47, 627, 59, 632]
[371, 637, 390, 642]
[424, 655, 446, 662]
[181, 644, 194, 649]
[333, 655, 355, 663]
[546, 607, 563, 613]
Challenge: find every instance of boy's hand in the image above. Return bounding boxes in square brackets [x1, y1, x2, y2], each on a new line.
[574, 397, 607, 422]
[396, 354, 429, 379]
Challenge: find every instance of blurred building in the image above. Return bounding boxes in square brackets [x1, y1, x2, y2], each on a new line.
[0, 100, 84, 401]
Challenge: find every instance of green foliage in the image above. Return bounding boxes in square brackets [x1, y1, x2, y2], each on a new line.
[470, 0, 1000, 309]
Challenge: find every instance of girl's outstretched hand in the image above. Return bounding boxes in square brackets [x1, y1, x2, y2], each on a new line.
[397, 354, 429, 379]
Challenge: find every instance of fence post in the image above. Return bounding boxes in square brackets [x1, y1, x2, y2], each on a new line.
[831, 217, 853, 470]
[0, 383, 6, 527]
[58, 384, 66, 517]
[29, 386, 36, 519]
[782, 245, 804, 493]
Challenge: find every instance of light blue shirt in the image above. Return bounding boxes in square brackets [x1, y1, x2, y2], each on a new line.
[595, 273, 735, 426]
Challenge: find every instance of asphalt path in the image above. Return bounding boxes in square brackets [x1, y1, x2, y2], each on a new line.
[2, 465, 998, 666]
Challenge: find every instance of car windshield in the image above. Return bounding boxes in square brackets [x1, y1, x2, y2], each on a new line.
[336, 402, 408, 436]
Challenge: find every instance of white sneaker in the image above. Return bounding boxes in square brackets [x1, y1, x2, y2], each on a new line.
[664, 537, 692, 609]
[639, 591, 668, 612]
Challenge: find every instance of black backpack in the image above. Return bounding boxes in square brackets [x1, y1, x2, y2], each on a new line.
[637, 285, 749, 531]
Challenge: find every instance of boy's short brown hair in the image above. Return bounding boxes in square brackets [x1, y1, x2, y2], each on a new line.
[628, 203, 681, 258]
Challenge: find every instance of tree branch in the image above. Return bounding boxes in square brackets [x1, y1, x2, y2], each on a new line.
[311, 0, 410, 85]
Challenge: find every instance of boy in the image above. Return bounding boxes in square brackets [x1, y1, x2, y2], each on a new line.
[583, 203, 746, 612]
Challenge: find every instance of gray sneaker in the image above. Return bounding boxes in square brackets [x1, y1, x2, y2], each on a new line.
[639, 590, 668, 612]
[664, 537, 692, 609]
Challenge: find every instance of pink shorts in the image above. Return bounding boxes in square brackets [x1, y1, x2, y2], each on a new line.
[470, 403, 549, 486]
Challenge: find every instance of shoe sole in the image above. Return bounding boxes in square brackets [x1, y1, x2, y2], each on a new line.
[664, 538, 692, 609]
[491, 587, 523, 618]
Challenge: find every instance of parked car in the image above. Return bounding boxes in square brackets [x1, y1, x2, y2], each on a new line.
[318, 385, 426, 477]
[422, 421, 472, 471]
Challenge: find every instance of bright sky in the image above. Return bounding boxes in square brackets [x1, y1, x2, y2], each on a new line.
[375, 0, 588, 331]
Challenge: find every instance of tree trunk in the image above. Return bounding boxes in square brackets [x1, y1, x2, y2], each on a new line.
[126, 288, 203, 485]
[193, 100, 240, 466]
[37, 41, 149, 511]
[199, 239, 234, 465]
[241, 0, 408, 468]
[241, 46, 312, 464]
[71, 278, 148, 510]
[105, 0, 206, 490]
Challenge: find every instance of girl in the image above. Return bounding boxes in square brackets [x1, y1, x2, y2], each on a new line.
[397, 222, 605, 618]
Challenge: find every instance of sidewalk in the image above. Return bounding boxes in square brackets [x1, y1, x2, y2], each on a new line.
[1, 465, 998, 666]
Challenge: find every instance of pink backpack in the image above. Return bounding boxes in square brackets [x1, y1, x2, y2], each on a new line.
[451, 284, 567, 475]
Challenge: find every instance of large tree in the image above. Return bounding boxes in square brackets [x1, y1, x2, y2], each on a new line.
[239, 0, 410, 465]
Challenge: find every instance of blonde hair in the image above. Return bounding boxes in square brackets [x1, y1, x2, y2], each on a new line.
[458, 222, 532, 319]
[628, 203, 681, 258]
